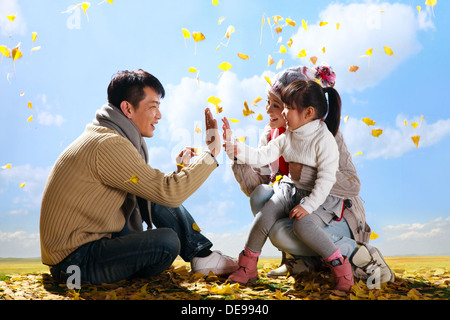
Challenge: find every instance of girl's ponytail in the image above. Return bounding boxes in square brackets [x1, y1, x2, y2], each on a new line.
[323, 87, 341, 136]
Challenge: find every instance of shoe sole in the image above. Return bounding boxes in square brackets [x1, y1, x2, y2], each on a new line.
[226, 277, 258, 286]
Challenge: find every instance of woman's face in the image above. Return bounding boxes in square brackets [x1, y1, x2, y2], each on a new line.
[266, 92, 286, 129]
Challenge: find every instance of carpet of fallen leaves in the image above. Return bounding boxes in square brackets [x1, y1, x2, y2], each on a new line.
[1, 258, 449, 301]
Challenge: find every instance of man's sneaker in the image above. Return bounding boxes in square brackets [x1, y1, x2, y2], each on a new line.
[351, 244, 395, 285]
[267, 258, 310, 278]
[191, 251, 239, 276]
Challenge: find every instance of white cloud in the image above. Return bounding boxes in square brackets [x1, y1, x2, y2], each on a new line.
[0, 164, 51, 209]
[341, 114, 450, 159]
[0, 0, 26, 36]
[37, 111, 66, 127]
[0, 231, 40, 258]
[289, 1, 434, 93]
[375, 217, 450, 256]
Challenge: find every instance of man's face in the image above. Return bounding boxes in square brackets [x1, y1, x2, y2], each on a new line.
[127, 86, 161, 138]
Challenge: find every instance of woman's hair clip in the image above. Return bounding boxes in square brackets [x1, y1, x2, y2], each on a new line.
[314, 65, 336, 88]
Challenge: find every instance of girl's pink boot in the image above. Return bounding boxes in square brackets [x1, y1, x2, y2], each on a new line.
[325, 248, 354, 292]
[227, 247, 260, 285]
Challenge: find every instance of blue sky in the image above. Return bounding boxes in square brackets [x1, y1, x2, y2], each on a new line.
[1, 0, 449, 258]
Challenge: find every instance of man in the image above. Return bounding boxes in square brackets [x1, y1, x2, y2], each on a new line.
[40, 69, 237, 285]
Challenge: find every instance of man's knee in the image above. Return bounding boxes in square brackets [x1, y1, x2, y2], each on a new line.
[145, 228, 181, 258]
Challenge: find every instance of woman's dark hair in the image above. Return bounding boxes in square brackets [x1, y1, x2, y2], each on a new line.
[107, 69, 165, 109]
[281, 80, 341, 136]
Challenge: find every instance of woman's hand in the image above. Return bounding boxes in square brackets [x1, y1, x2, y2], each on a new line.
[221, 117, 240, 160]
[288, 162, 303, 181]
[289, 205, 309, 221]
[205, 108, 221, 158]
[176, 147, 197, 173]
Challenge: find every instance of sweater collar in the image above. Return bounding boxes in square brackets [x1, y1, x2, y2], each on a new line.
[289, 119, 322, 137]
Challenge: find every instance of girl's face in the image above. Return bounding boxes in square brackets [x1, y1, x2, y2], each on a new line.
[282, 103, 316, 131]
[266, 92, 286, 129]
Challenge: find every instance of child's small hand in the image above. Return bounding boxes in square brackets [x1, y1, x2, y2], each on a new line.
[289, 205, 309, 220]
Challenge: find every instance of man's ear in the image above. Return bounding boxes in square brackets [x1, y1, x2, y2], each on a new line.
[120, 101, 133, 119]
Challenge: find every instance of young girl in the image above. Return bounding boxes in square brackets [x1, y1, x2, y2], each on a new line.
[223, 79, 354, 291]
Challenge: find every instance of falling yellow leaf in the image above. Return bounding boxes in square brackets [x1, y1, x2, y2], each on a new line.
[194, 124, 202, 133]
[411, 122, 419, 129]
[237, 136, 246, 143]
[182, 28, 191, 38]
[370, 231, 379, 240]
[267, 54, 275, 66]
[124, 174, 139, 184]
[81, 2, 91, 16]
[322, 47, 326, 54]
[362, 117, 376, 126]
[297, 48, 307, 58]
[417, 6, 421, 13]
[31, 46, 41, 52]
[272, 15, 283, 25]
[252, 96, 262, 105]
[207, 96, 221, 107]
[276, 59, 284, 70]
[243, 101, 255, 117]
[0, 45, 11, 58]
[270, 175, 283, 187]
[344, 115, 349, 122]
[12, 43, 22, 62]
[237, 52, 250, 60]
[19, 183, 26, 188]
[336, 23, 340, 30]
[279, 45, 287, 53]
[32, 32, 37, 43]
[228, 119, 240, 123]
[354, 151, 363, 156]
[349, 65, 359, 72]
[366, 48, 373, 56]
[310, 56, 318, 65]
[274, 26, 282, 34]
[287, 38, 293, 48]
[319, 21, 328, 26]
[425, 0, 437, 9]
[302, 19, 307, 31]
[256, 114, 264, 121]
[212, 0, 219, 6]
[225, 25, 235, 39]
[264, 75, 272, 86]
[188, 67, 197, 73]
[411, 135, 420, 148]
[371, 129, 383, 138]
[27, 101, 33, 109]
[7, 15, 15, 22]
[404, 120, 408, 126]
[384, 46, 394, 55]
[218, 16, 225, 25]
[286, 18, 296, 27]
[192, 32, 205, 42]
[27, 115, 33, 122]
[192, 222, 201, 232]
[218, 61, 232, 71]
[1, 164, 12, 169]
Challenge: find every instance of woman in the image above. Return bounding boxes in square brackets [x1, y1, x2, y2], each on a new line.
[224, 65, 394, 287]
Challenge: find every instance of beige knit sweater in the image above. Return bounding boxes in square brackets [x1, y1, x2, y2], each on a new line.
[40, 124, 218, 265]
